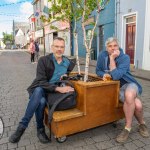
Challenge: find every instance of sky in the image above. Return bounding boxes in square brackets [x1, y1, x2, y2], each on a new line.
[0, 0, 33, 38]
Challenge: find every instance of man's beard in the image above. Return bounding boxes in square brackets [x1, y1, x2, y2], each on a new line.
[55, 53, 63, 58]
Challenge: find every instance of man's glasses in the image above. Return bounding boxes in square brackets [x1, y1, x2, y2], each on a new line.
[53, 45, 65, 49]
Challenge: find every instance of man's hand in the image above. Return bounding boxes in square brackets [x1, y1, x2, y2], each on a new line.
[55, 86, 74, 93]
[109, 49, 120, 71]
[60, 74, 68, 80]
[103, 74, 112, 81]
[109, 49, 120, 59]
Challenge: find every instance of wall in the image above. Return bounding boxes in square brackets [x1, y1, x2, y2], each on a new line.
[44, 22, 71, 56]
[143, 0, 150, 70]
[72, 0, 115, 60]
[97, 0, 115, 57]
[117, 0, 146, 69]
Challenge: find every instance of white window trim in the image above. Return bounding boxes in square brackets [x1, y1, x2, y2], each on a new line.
[121, 12, 138, 65]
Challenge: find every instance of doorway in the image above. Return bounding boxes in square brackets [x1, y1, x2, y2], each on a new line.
[125, 16, 136, 64]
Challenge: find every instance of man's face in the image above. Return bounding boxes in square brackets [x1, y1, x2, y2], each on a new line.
[52, 39, 65, 58]
[106, 41, 119, 55]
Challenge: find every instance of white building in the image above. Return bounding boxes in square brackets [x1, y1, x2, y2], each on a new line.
[13, 21, 30, 47]
[116, 0, 150, 70]
[43, 0, 71, 56]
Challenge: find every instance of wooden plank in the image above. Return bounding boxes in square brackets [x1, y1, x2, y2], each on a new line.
[45, 107, 84, 122]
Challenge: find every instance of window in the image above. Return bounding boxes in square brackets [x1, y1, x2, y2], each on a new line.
[126, 16, 136, 24]
[53, 32, 58, 39]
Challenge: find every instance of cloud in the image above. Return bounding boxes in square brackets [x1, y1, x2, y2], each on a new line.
[19, 2, 33, 21]
[0, 23, 12, 38]
[0, 1, 33, 37]
[5, 0, 19, 3]
[20, 2, 33, 15]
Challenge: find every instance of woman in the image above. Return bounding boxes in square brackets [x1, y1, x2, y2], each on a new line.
[29, 39, 35, 63]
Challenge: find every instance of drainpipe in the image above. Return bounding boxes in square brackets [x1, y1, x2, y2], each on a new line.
[115, 0, 120, 39]
[136, 60, 139, 69]
[43, 27, 46, 56]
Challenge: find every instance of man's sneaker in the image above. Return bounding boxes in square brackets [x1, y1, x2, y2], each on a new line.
[37, 128, 50, 143]
[9, 124, 26, 143]
[139, 124, 149, 137]
[116, 129, 130, 143]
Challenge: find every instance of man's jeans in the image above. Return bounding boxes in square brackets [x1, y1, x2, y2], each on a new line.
[20, 87, 46, 129]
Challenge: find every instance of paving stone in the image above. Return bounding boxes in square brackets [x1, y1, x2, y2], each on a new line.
[92, 134, 110, 142]
[38, 145, 58, 150]
[132, 139, 145, 148]
[16, 147, 25, 150]
[107, 145, 127, 150]
[84, 137, 95, 145]
[7, 142, 17, 149]
[95, 141, 114, 149]
[143, 144, 150, 150]
[25, 144, 36, 150]
[57, 145, 75, 150]
[58, 139, 87, 148]
[0, 137, 9, 144]
[0, 51, 150, 150]
[82, 144, 98, 150]
[124, 142, 138, 150]
[18, 139, 31, 147]
[0, 143, 8, 150]
[34, 142, 52, 149]
[139, 137, 150, 145]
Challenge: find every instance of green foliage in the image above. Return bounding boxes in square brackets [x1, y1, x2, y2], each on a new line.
[50, 25, 59, 31]
[47, 0, 109, 24]
[2, 32, 13, 44]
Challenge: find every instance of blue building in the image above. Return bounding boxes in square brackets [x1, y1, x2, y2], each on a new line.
[71, 0, 115, 60]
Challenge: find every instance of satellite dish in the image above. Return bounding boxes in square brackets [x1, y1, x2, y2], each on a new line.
[0, 117, 4, 139]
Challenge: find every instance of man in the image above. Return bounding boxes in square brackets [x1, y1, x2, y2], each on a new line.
[9, 37, 75, 144]
[96, 37, 149, 143]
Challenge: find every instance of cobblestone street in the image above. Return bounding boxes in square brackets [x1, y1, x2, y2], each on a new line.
[0, 51, 150, 150]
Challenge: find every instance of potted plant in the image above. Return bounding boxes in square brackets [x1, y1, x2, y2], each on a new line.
[42, 1, 124, 142]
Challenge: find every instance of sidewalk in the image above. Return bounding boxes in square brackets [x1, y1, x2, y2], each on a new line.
[130, 68, 150, 81]
[37, 51, 150, 81]
[0, 51, 150, 150]
[76, 57, 150, 81]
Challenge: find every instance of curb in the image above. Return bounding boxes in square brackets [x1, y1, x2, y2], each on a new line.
[132, 75, 150, 81]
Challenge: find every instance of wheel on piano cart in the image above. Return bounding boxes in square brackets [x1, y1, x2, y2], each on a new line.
[56, 136, 67, 143]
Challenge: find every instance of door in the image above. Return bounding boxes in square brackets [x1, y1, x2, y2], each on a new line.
[125, 23, 136, 64]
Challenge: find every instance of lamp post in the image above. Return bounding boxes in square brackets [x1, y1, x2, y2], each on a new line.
[43, 27, 46, 56]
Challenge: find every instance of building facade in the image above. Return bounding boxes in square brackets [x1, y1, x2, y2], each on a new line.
[31, 0, 45, 53]
[43, 0, 71, 56]
[71, 0, 115, 60]
[116, 0, 150, 70]
[12, 21, 30, 47]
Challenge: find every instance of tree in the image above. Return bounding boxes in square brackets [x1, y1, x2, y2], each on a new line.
[42, 0, 110, 81]
[2, 32, 13, 44]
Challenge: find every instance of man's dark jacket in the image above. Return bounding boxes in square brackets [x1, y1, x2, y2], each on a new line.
[27, 53, 76, 95]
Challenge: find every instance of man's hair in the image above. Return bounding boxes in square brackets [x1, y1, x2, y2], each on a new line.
[105, 37, 119, 47]
[53, 37, 65, 42]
